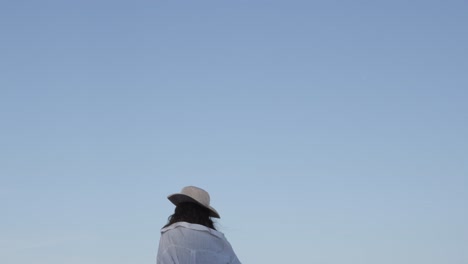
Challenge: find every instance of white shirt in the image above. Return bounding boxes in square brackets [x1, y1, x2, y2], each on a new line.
[157, 222, 241, 264]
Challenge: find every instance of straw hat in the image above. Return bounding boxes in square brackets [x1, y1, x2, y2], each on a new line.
[167, 186, 220, 218]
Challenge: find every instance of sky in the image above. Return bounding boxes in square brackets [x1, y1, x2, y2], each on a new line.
[0, 0, 467, 263]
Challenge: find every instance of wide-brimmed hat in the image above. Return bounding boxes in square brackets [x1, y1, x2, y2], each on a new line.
[167, 186, 220, 218]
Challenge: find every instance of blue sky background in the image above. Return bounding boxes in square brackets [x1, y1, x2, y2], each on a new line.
[1, 1, 467, 263]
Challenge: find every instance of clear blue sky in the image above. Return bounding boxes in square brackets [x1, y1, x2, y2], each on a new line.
[1, 1, 467, 263]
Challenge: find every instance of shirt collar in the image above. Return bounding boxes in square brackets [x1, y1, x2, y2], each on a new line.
[161, 222, 225, 239]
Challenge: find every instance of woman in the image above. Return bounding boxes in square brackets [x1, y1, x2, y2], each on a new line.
[157, 186, 242, 264]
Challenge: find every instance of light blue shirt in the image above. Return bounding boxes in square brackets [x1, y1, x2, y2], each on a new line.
[157, 222, 242, 264]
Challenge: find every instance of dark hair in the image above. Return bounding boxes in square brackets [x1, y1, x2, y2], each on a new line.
[163, 202, 216, 230]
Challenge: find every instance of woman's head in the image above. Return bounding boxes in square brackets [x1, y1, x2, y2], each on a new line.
[167, 186, 220, 218]
[164, 202, 216, 230]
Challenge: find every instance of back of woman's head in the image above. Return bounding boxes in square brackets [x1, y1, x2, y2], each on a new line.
[164, 202, 216, 230]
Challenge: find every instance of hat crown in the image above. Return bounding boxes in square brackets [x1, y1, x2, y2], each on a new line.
[181, 186, 210, 206]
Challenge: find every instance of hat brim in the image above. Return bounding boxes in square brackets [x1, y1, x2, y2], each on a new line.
[167, 193, 220, 218]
